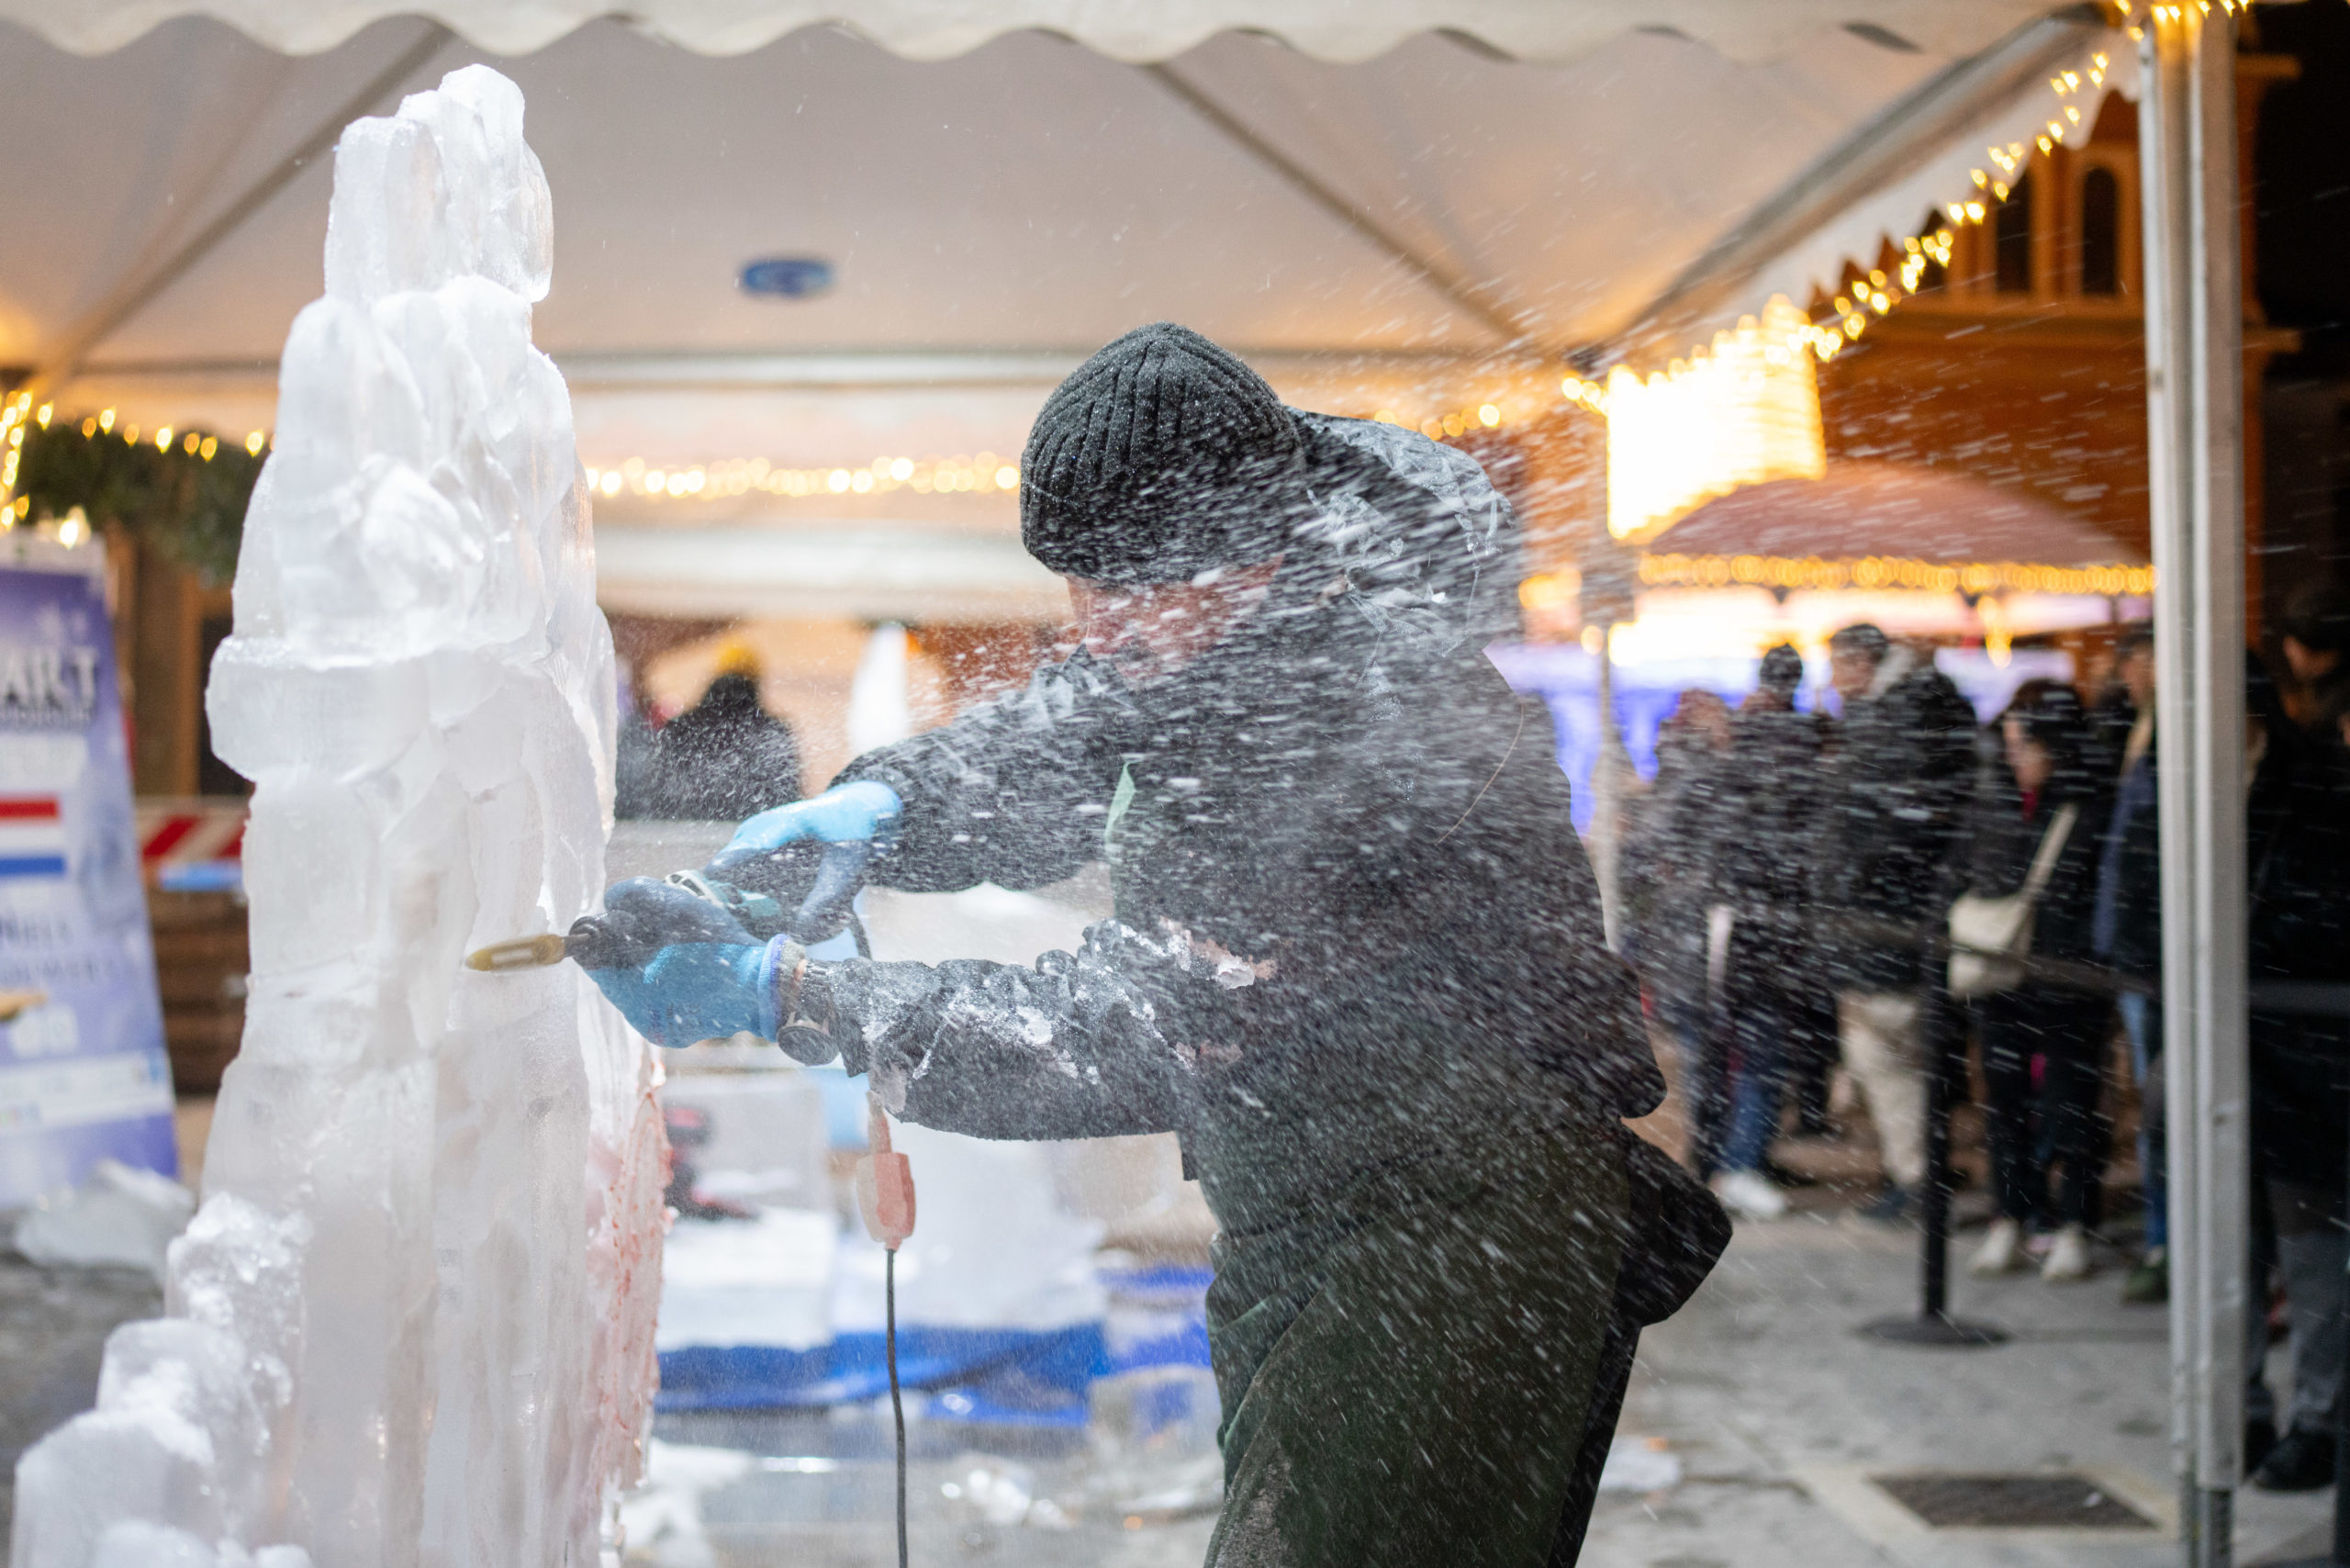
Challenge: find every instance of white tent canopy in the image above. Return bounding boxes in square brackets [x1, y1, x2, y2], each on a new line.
[0, 3, 2111, 613]
[0, 2, 2074, 66]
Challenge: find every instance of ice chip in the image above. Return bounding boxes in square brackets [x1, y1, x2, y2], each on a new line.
[13, 1408, 229, 1563]
[14, 1158, 196, 1280]
[166, 1195, 309, 1414]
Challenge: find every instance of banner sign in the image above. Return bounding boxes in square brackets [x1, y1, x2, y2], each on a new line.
[0, 542, 175, 1205]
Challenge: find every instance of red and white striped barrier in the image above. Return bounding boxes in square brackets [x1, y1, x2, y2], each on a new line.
[135, 797, 247, 893]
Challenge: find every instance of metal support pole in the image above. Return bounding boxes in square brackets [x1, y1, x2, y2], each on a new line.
[1591, 625, 1627, 952]
[2142, 10, 2251, 1565]
[1920, 980, 1955, 1321]
[1861, 971, 2005, 1346]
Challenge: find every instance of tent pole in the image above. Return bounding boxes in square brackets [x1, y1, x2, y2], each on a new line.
[1589, 623, 1625, 951]
[2187, 8, 2252, 1559]
[2138, 18, 2201, 1559]
[2141, 10, 2250, 1565]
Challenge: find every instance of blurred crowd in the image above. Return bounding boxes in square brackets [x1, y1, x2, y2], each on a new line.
[1621, 583, 2350, 1492]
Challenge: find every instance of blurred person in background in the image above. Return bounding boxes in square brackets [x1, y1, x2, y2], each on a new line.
[1696, 644, 1829, 1221]
[2091, 624, 2166, 1304]
[2277, 581, 2350, 737]
[2246, 625, 2350, 1492]
[1961, 681, 2113, 1284]
[1621, 689, 1734, 1174]
[1810, 623, 1979, 1223]
[635, 644, 805, 820]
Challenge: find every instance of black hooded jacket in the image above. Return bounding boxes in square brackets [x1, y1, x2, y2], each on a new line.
[1810, 651, 1979, 991]
[813, 415, 1663, 1229]
[1705, 703, 1830, 982]
[2249, 719, 2350, 1189]
[639, 673, 803, 821]
[1620, 724, 1720, 1014]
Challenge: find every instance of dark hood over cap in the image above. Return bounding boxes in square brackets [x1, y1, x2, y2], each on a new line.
[1021, 322, 1309, 585]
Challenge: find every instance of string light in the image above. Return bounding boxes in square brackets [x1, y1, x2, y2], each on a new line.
[1595, 298, 1829, 542]
[1639, 552, 2155, 598]
[0, 403, 258, 532]
[1367, 401, 1514, 441]
[0, 390, 32, 512]
[1643, 46, 2114, 374]
[583, 451, 1021, 503]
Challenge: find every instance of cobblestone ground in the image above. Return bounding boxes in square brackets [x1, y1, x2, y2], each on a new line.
[1586, 1211, 2333, 1568]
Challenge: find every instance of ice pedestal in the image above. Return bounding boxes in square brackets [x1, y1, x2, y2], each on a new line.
[11, 65, 666, 1567]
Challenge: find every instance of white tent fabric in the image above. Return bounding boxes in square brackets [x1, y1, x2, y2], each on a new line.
[0, 5, 2116, 616]
[1, 1, 2071, 66]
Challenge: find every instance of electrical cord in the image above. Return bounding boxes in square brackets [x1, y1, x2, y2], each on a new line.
[887, 1246, 907, 1568]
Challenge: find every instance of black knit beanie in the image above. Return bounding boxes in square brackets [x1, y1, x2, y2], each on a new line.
[1021, 323, 1307, 585]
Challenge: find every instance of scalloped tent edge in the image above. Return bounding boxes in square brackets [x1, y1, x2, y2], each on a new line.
[0, 0, 2076, 63]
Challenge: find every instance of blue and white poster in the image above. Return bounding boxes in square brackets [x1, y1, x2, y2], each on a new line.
[0, 542, 176, 1205]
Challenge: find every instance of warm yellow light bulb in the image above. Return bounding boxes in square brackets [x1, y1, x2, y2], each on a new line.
[98, 409, 116, 434]
[1478, 404, 1500, 427]
[246, 431, 265, 455]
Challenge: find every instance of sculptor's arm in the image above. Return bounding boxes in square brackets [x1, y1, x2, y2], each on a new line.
[830, 651, 1133, 894]
[806, 919, 1205, 1142]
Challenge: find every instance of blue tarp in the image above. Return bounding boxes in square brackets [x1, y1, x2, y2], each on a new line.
[655, 1264, 1217, 1426]
[658, 1322, 1109, 1417]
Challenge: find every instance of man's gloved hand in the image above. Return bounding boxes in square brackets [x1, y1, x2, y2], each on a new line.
[575, 877, 836, 1059]
[722, 780, 901, 857]
[590, 940, 771, 1051]
[702, 781, 901, 941]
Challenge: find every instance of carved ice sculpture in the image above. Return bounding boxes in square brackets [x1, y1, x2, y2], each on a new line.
[11, 65, 668, 1568]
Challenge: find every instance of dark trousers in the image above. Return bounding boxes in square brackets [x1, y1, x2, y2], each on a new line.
[1655, 991, 1725, 1178]
[2266, 1178, 2345, 1436]
[1975, 988, 2112, 1227]
[1720, 986, 1803, 1175]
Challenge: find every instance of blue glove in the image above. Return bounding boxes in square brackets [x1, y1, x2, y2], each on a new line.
[723, 780, 901, 857]
[576, 877, 801, 1049]
[589, 940, 778, 1049]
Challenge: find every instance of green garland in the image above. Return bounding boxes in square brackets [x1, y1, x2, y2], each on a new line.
[17, 420, 264, 584]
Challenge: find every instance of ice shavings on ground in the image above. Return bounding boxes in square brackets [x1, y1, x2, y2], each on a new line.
[11, 64, 667, 1568]
[12, 1159, 196, 1280]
